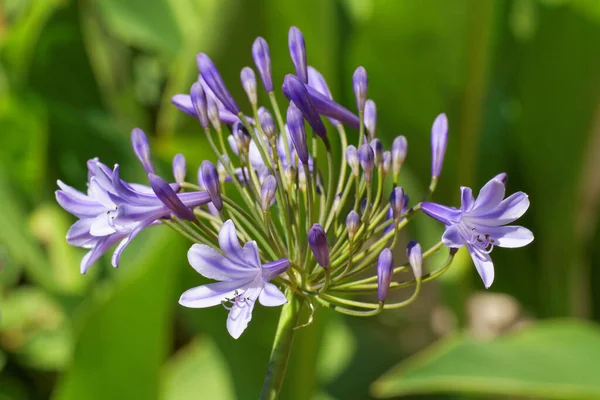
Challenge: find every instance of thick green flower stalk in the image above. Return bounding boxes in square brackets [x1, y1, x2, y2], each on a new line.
[55, 26, 533, 399]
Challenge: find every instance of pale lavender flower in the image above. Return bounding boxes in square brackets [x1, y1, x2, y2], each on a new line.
[346, 210, 360, 241]
[259, 107, 277, 140]
[352, 66, 368, 114]
[421, 175, 533, 288]
[364, 99, 376, 138]
[252, 37, 273, 92]
[377, 248, 393, 302]
[288, 26, 308, 83]
[392, 135, 407, 177]
[180, 220, 289, 339]
[431, 113, 448, 179]
[241, 67, 257, 106]
[172, 154, 186, 184]
[346, 145, 360, 176]
[261, 175, 277, 211]
[407, 241, 422, 278]
[190, 82, 210, 129]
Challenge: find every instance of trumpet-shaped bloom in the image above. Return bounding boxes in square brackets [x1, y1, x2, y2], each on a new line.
[421, 175, 533, 288]
[180, 220, 289, 339]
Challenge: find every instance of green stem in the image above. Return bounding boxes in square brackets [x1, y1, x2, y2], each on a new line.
[260, 291, 303, 400]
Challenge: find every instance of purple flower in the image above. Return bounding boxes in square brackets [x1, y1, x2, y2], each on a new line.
[392, 135, 407, 177]
[180, 220, 289, 339]
[364, 99, 376, 138]
[407, 241, 422, 278]
[199, 161, 222, 211]
[171, 94, 247, 126]
[288, 26, 308, 83]
[260, 175, 277, 211]
[346, 210, 360, 241]
[252, 37, 273, 92]
[307, 66, 340, 126]
[359, 143, 375, 182]
[306, 85, 360, 129]
[287, 103, 309, 164]
[283, 74, 327, 139]
[190, 82, 209, 129]
[421, 175, 533, 288]
[308, 224, 329, 269]
[241, 67, 257, 106]
[172, 154, 186, 184]
[197, 53, 240, 115]
[56, 160, 210, 273]
[431, 113, 448, 179]
[377, 248, 393, 302]
[352, 66, 368, 114]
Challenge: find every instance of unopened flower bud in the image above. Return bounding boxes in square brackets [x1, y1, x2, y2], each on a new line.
[346, 210, 360, 241]
[131, 128, 155, 174]
[233, 122, 251, 153]
[288, 26, 308, 83]
[240, 67, 257, 106]
[206, 95, 221, 131]
[256, 165, 270, 185]
[261, 175, 277, 211]
[283, 74, 327, 139]
[308, 223, 329, 269]
[259, 107, 277, 140]
[382, 151, 391, 176]
[407, 240, 423, 279]
[377, 248, 393, 302]
[390, 187, 406, 220]
[392, 135, 407, 177]
[287, 103, 309, 164]
[370, 138, 383, 168]
[252, 37, 273, 92]
[431, 113, 448, 179]
[190, 82, 209, 129]
[148, 173, 194, 221]
[352, 66, 368, 114]
[346, 145, 360, 176]
[365, 99, 376, 138]
[359, 143, 375, 182]
[197, 53, 240, 114]
[172, 154, 186, 184]
[199, 161, 222, 210]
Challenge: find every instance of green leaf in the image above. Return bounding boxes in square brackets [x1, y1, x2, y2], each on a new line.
[160, 337, 237, 400]
[52, 230, 187, 400]
[372, 320, 600, 399]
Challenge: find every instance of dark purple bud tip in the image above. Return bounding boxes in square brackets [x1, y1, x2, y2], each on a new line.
[172, 154, 186, 184]
[407, 240, 423, 278]
[131, 128, 155, 174]
[346, 145, 360, 176]
[392, 135, 408, 176]
[199, 161, 222, 210]
[494, 172, 508, 185]
[365, 99, 377, 138]
[190, 82, 209, 129]
[261, 175, 277, 211]
[308, 223, 329, 269]
[370, 138, 383, 167]
[286, 103, 309, 164]
[288, 26, 308, 84]
[241, 67, 257, 106]
[148, 173, 195, 221]
[252, 37, 273, 92]
[233, 121, 251, 153]
[431, 113, 448, 178]
[359, 143, 375, 182]
[390, 187, 406, 220]
[346, 210, 360, 241]
[197, 53, 240, 115]
[352, 66, 368, 114]
[382, 151, 391, 176]
[283, 74, 327, 139]
[377, 248, 393, 302]
[258, 107, 277, 140]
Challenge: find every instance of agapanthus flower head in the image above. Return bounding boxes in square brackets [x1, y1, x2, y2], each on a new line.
[252, 37, 273, 92]
[241, 67, 257, 106]
[288, 26, 308, 83]
[172, 154, 186, 184]
[421, 175, 533, 288]
[377, 248, 393, 302]
[431, 113, 448, 179]
[365, 99, 377, 138]
[180, 220, 289, 339]
[197, 53, 240, 115]
[352, 66, 368, 114]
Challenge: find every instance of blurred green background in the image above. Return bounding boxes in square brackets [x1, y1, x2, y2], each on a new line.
[1, 0, 600, 399]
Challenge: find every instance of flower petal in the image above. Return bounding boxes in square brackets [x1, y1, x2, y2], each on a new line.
[261, 258, 290, 281]
[467, 244, 495, 289]
[55, 187, 106, 218]
[421, 202, 462, 225]
[242, 241, 262, 269]
[460, 187, 474, 212]
[80, 234, 124, 274]
[226, 300, 255, 339]
[259, 283, 287, 307]
[89, 211, 117, 236]
[188, 243, 258, 281]
[472, 178, 505, 213]
[441, 224, 465, 248]
[218, 220, 247, 266]
[111, 220, 154, 268]
[468, 192, 530, 226]
[66, 218, 96, 247]
[486, 225, 534, 248]
[179, 279, 246, 308]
